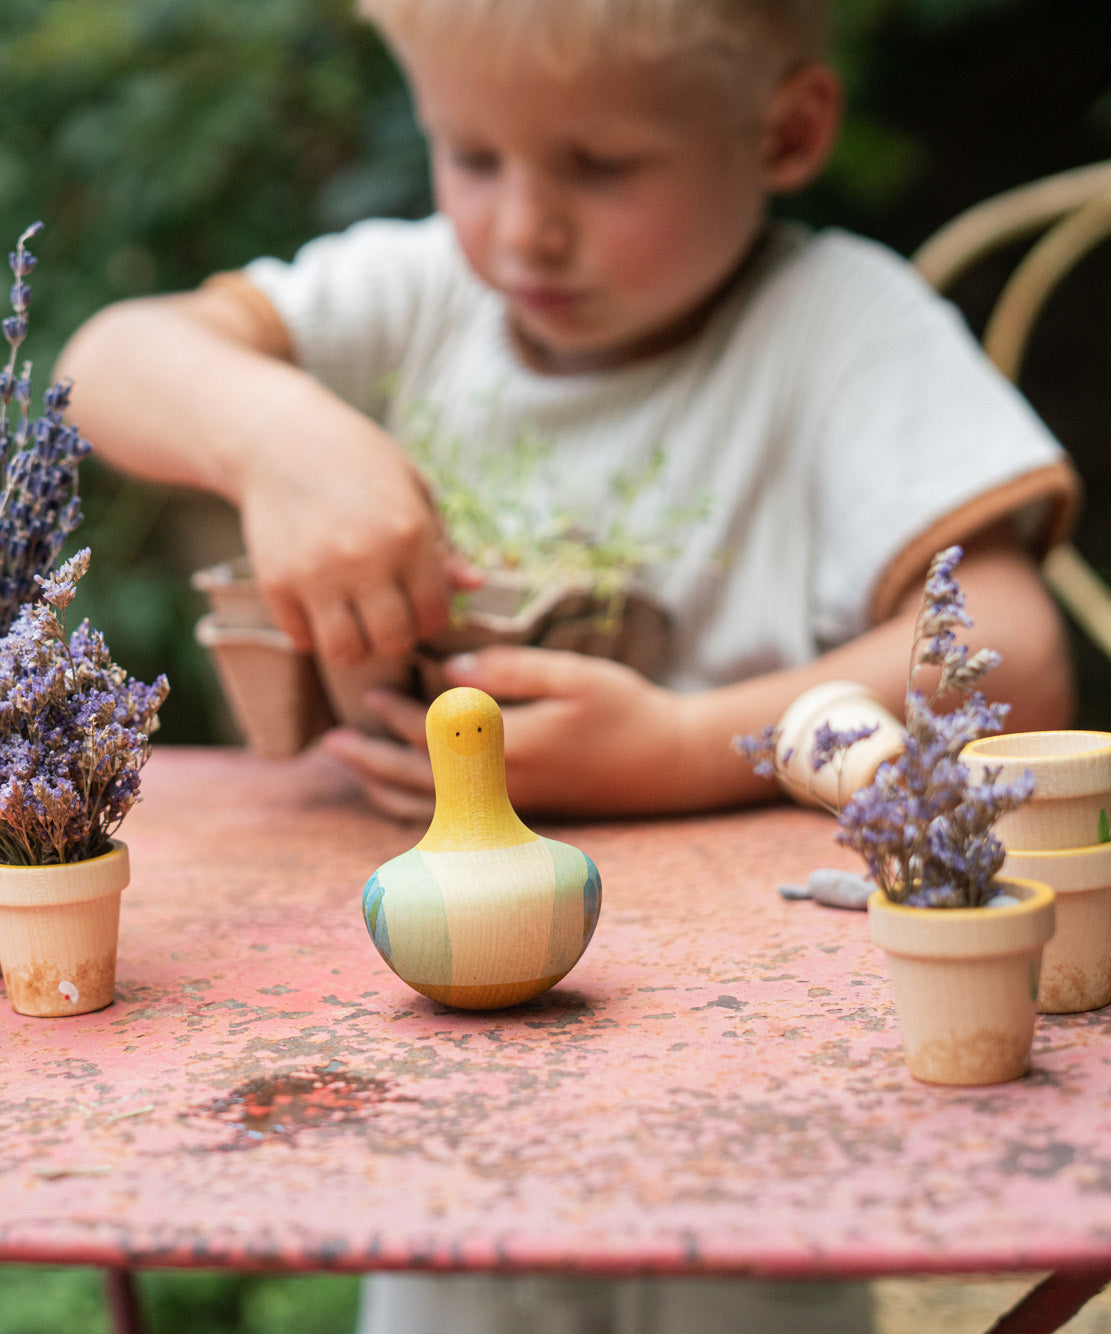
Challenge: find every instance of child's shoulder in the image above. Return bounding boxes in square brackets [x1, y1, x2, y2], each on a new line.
[740, 221, 959, 350]
[763, 221, 935, 304]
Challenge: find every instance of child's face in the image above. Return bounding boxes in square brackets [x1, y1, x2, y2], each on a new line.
[399, 37, 781, 373]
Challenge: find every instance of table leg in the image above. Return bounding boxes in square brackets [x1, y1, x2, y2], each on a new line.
[985, 1269, 1111, 1334]
[102, 1267, 145, 1334]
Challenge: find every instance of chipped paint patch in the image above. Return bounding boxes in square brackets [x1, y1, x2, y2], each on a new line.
[186, 1066, 414, 1149]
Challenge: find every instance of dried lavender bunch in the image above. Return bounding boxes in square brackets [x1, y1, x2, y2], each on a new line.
[0, 223, 89, 635]
[0, 549, 169, 865]
[734, 546, 1033, 907]
[836, 546, 1033, 906]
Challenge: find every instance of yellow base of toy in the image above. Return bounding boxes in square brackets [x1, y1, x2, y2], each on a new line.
[410, 973, 566, 1010]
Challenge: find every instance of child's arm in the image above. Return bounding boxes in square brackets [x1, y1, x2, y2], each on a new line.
[322, 530, 1073, 818]
[56, 288, 472, 663]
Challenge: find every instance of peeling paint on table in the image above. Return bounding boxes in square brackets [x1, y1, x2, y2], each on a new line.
[3, 746, 1111, 1280]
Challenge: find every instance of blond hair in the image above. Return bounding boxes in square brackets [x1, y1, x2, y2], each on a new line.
[358, 0, 831, 73]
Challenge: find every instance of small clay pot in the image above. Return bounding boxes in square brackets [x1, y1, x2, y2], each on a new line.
[961, 730, 1111, 851]
[195, 615, 336, 759]
[868, 876, 1055, 1085]
[190, 556, 273, 629]
[1004, 843, 1111, 1013]
[0, 841, 130, 1017]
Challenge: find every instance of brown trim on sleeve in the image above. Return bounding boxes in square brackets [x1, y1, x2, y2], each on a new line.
[868, 459, 1083, 624]
[200, 270, 297, 364]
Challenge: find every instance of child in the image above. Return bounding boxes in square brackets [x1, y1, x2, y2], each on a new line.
[57, 2, 1078, 1326]
[58, 0, 1076, 830]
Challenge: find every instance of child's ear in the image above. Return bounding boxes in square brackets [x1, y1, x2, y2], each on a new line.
[760, 62, 843, 194]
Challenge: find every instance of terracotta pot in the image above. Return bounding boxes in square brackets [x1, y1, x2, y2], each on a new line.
[190, 555, 273, 629]
[194, 615, 336, 759]
[773, 680, 904, 809]
[1003, 844, 1111, 1013]
[0, 841, 130, 1017]
[961, 730, 1111, 851]
[867, 876, 1055, 1085]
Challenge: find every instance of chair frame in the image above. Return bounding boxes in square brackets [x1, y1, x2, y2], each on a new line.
[914, 161, 1111, 659]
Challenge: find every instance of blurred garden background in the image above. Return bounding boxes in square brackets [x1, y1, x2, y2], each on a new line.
[1, 0, 1109, 1327]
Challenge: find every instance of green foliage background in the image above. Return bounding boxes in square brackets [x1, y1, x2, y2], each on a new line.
[0, 0, 1109, 1323]
[2, 0, 1109, 743]
[2, 0, 430, 742]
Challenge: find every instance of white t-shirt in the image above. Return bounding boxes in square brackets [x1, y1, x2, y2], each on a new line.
[234, 214, 1075, 691]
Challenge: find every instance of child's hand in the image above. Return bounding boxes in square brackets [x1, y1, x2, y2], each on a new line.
[322, 646, 692, 819]
[236, 409, 479, 664]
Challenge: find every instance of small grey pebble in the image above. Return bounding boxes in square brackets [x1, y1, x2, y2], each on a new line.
[778, 883, 812, 901]
[985, 892, 1021, 908]
[807, 867, 873, 910]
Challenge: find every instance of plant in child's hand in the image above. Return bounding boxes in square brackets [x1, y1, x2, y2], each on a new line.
[0, 222, 88, 635]
[0, 224, 169, 866]
[735, 546, 1033, 908]
[401, 404, 710, 626]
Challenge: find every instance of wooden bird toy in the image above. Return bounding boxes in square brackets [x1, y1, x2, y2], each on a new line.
[362, 687, 601, 1009]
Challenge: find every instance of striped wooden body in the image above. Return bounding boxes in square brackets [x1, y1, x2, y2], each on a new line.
[362, 687, 602, 1009]
[364, 837, 601, 1008]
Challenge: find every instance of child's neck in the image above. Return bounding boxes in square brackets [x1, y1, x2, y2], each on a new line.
[508, 228, 772, 376]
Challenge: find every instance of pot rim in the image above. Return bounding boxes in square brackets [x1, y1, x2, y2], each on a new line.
[960, 731, 1109, 763]
[867, 876, 1055, 957]
[1004, 842, 1111, 892]
[0, 839, 130, 908]
[962, 731, 1111, 803]
[195, 611, 299, 652]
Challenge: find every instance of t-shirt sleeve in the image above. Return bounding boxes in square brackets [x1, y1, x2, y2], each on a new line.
[798, 233, 1079, 641]
[230, 214, 472, 419]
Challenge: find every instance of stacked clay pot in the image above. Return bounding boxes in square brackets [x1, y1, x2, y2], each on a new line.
[962, 730, 1111, 1014]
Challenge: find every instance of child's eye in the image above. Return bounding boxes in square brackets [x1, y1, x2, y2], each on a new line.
[448, 147, 500, 176]
[570, 150, 644, 181]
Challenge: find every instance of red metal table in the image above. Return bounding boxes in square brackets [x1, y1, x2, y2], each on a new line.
[2, 747, 1110, 1331]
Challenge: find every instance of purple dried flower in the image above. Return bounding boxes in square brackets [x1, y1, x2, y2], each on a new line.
[0, 228, 170, 867]
[34, 547, 90, 610]
[809, 720, 879, 772]
[0, 224, 90, 636]
[0, 553, 169, 864]
[732, 724, 787, 779]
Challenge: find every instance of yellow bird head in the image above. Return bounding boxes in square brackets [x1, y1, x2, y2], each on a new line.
[426, 686, 503, 760]
[419, 687, 535, 851]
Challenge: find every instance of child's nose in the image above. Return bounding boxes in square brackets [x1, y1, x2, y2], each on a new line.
[495, 169, 573, 264]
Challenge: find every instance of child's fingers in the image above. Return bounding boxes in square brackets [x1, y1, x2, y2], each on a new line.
[444, 645, 620, 701]
[308, 596, 374, 665]
[263, 586, 315, 654]
[321, 728, 435, 822]
[361, 780, 435, 824]
[444, 549, 486, 592]
[360, 689, 429, 750]
[349, 584, 418, 661]
[403, 540, 464, 642]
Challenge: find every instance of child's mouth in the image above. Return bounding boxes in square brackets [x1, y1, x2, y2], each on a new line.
[510, 285, 586, 317]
